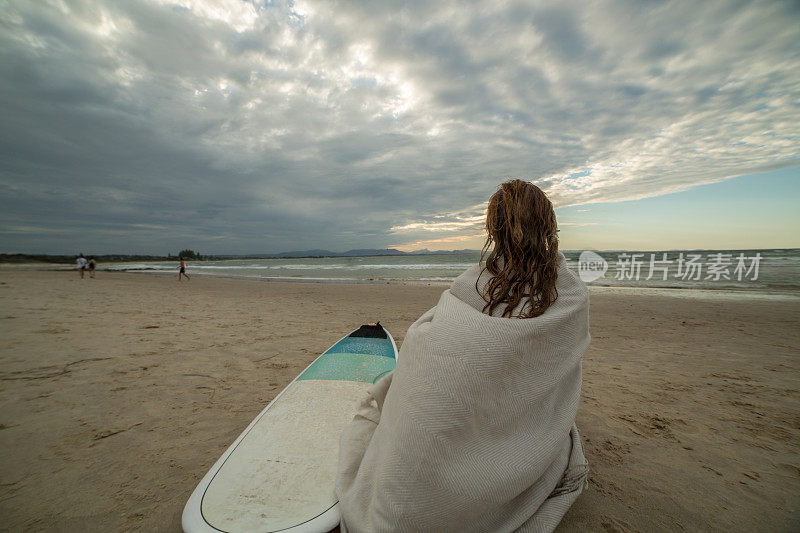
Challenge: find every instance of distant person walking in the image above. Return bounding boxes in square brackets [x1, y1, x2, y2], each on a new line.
[178, 257, 190, 281]
[87, 257, 96, 278]
[76, 254, 87, 279]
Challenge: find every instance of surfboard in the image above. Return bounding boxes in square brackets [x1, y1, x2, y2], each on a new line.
[182, 323, 397, 533]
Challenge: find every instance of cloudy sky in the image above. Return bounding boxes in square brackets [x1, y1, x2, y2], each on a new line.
[1, 0, 798, 255]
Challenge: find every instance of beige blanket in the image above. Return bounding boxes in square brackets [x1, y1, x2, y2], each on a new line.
[336, 252, 590, 532]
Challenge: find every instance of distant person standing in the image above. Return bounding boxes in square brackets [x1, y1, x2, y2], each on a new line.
[76, 254, 87, 279]
[178, 257, 190, 281]
[87, 257, 96, 278]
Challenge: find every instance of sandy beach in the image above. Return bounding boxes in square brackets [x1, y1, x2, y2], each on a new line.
[0, 270, 798, 532]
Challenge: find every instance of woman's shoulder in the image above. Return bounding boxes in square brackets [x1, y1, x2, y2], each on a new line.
[449, 263, 488, 313]
[450, 254, 587, 317]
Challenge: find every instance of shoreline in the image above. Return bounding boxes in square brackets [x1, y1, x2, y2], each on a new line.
[1, 264, 797, 297]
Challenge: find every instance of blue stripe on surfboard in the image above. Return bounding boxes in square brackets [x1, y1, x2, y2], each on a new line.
[297, 352, 395, 383]
[324, 336, 396, 359]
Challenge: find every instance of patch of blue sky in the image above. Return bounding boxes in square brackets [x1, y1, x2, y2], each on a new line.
[351, 77, 378, 88]
[556, 166, 800, 250]
[564, 169, 591, 179]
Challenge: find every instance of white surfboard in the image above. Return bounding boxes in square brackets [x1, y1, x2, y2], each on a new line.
[182, 323, 397, 533]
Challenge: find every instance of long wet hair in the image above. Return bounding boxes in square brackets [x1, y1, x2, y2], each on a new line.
[478, 179, 559, 318]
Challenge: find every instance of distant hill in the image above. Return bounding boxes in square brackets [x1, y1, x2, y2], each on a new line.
[407, 248, 480, 255]
[232, 248, 481, 259]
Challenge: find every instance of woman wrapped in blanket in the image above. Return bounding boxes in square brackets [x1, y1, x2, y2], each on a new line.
[336, 179, 590, 533]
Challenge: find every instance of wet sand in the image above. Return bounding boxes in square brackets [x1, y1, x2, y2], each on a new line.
[0, 270, 798, 532]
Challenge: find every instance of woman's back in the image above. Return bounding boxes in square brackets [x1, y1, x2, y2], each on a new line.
[336, 180, 591, 533]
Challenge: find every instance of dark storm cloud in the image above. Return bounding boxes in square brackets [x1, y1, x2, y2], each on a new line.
[0, 0, 798, 253]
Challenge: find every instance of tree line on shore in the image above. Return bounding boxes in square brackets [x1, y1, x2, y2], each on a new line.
[0, 249, 204, 263]
[1, 248, 481, 263]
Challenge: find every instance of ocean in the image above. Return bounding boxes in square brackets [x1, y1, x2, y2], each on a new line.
[97, 249, 800, 293]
